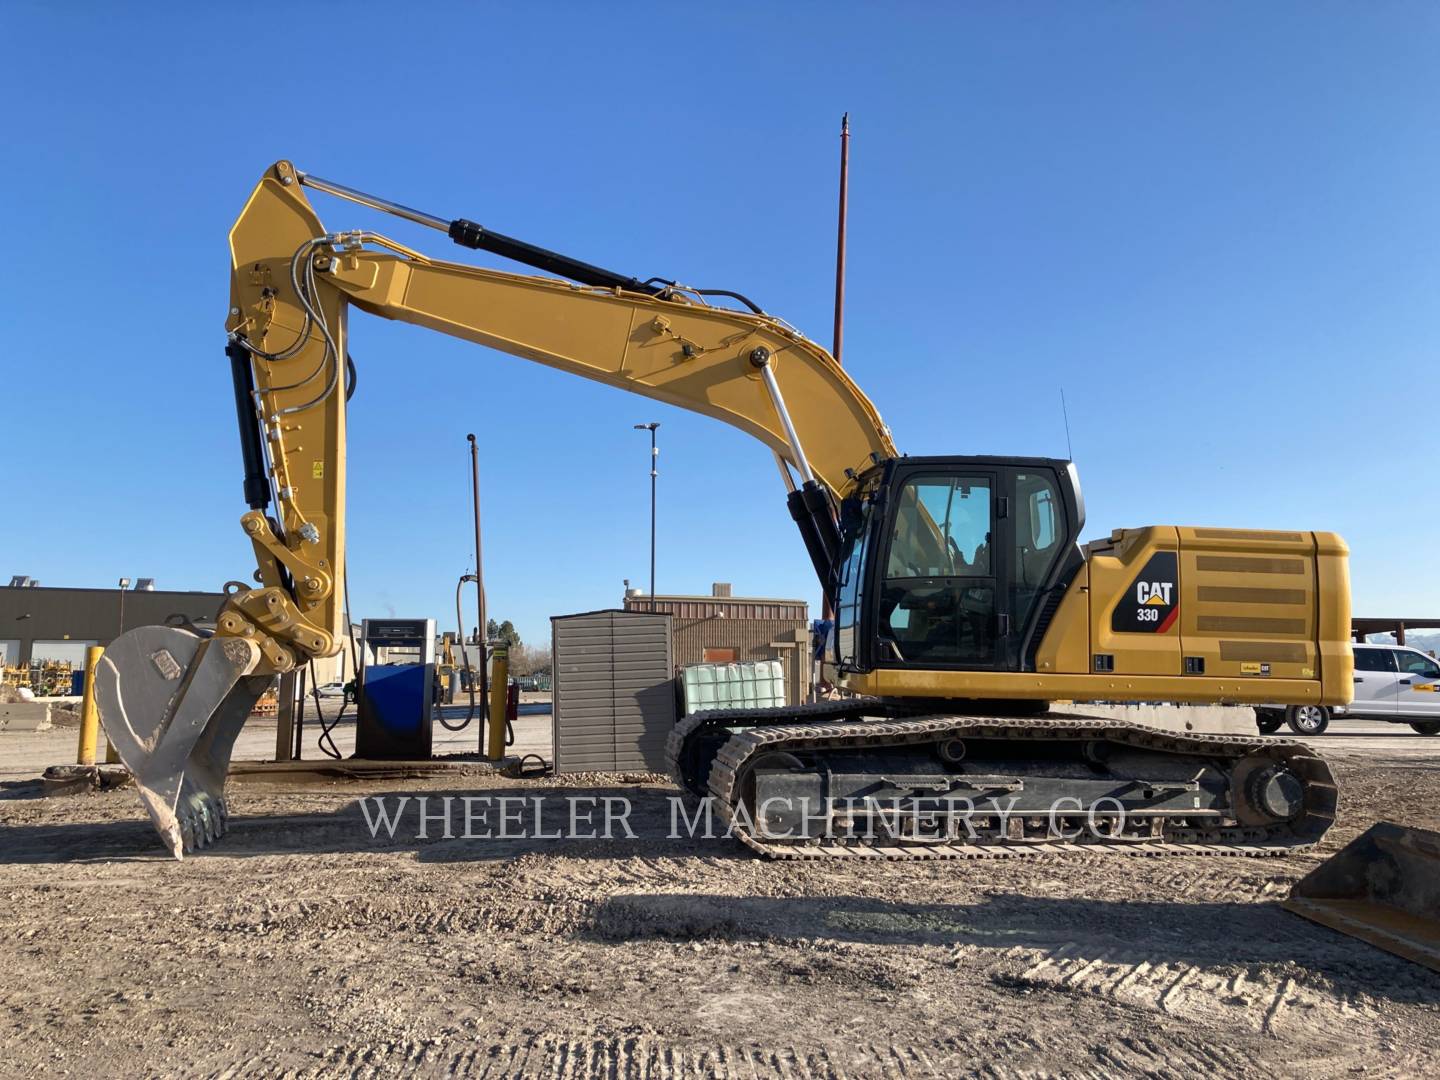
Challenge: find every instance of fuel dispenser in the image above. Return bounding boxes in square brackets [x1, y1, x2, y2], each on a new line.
[356, 618, 436, 760]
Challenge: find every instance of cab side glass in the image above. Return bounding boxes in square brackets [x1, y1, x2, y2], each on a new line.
[1012, 472, 1065, 637]
[1029, 486, 1057, 549]
[1399, 651, 1440, 677]
[834, 493, 874, 666]
[886, 478, 992, 577]
[1354, 648, 1397, 673]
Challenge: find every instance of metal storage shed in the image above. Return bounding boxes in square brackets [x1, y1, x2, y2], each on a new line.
[551, 609, 675, 773]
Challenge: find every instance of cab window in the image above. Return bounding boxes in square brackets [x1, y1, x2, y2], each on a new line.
[1398, 651, 1440, 678]
[886, 477, 992, 577]
[1012, 472, 1064, 636]
[833, 489, 875, 666]
[1354, 648, 1397, 673]
[881, 476, 995, 665]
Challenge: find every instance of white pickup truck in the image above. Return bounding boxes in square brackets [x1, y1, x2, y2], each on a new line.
[1257, 642, 1440, 736]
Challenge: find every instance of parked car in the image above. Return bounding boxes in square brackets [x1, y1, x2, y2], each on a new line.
[1256, 643, 1440, 736]
[315, 681, 348, 699]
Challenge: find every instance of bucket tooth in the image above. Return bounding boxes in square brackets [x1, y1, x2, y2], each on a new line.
[95, 626, 269, 859]
[187, 797, 211, 848]
[1285, 822, 1440, 973]
[198, 793, 221, 845]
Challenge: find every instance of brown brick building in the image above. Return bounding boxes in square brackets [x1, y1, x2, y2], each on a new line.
[622, 583, 811, 705]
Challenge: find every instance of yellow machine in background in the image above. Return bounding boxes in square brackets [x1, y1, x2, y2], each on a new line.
[95, 162, 1349, 861]
[436, 633, 458, 704]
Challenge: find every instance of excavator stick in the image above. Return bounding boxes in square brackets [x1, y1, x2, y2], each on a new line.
[1285, 822, 1440, 973]
[94, 626, 269, 859]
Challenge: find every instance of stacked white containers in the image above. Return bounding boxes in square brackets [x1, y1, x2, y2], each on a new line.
[682, 660, 787, 715]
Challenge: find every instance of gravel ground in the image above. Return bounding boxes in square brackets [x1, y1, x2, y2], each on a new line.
[1, 716, 1438, 1078]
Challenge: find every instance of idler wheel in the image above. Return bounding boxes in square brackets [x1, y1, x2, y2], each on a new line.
[937, 739, 967, 764]
[1245, 765, 1304, 821]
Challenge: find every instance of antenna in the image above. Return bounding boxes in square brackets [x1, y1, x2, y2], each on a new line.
[1059, 388, 1074, 461]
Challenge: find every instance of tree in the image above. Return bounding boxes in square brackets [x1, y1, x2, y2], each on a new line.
[509, 643, 551, 677]
[485, 618, 521, 649]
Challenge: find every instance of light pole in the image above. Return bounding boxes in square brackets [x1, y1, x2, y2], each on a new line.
[633, 423, 659, 611]
[466, 434, 489, 751]
[117, 577, 131, 640]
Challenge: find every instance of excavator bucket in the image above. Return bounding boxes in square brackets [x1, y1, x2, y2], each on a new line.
[94, 626, 270, 859]
[1285, 822, 1440, 973]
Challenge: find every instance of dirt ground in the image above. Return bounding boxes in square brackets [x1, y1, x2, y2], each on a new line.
[2, 714, 1438, 1079]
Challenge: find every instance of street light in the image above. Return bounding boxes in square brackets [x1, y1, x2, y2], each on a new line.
[117, 577, 131, 640]
[633, 423, 659, 612]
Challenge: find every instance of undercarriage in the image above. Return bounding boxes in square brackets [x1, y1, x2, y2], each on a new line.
[666, 700, 1337, 860]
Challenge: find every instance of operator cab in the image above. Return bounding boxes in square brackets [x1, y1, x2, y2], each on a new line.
[831, 456, 1085, 674]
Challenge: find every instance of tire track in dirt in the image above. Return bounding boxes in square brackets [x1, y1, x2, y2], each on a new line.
[509, 851, 752, 896]
[1004, 942, 1381, 1039]
[201, 890, 596, 940]
[278, 1025, 1285, 1080]
[303, 1036, 869, 1079]
[197, 1008, 1401, 1080]
[1088, 1032, 1264, 1078]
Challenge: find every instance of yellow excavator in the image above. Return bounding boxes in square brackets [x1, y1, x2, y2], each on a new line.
[96, 161, 1353, 865]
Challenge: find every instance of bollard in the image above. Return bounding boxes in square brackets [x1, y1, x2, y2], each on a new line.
[487, 644, 508, 761]
[77, 645, 105, 766]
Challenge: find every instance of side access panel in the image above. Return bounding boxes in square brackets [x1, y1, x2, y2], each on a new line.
[1033, 563, 1091, 675]
[1087, 526, 1182, 675]
[1176, 527, 1319, 683]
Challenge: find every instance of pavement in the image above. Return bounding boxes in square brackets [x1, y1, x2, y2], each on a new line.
[6, 700, 1436, 785]
[0, 698, 555, 782]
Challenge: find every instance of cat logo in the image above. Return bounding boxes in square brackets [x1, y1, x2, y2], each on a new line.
[1137, 581, 1174, 606]
[1113, 552, 1180, 634]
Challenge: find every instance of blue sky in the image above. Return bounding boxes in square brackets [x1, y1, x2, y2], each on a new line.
[3, 4, 1437, 646]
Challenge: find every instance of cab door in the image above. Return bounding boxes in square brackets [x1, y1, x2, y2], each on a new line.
[1350, 647, 1400, 717]
[875, 470, 1004, 670]
[1395, 650, 1440, 717]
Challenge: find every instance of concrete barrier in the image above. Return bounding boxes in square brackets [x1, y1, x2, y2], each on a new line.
[0, 702, 53, 733]
[1068, 703, 1258, 736]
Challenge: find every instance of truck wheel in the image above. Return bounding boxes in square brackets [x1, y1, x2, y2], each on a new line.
[1410, 721, 1440, 735]
[1286, 705, 1330, 736]
[1256, 709, 1284, 734]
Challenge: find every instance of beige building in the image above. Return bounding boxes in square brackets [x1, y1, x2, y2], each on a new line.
[622, 583, 811, 706]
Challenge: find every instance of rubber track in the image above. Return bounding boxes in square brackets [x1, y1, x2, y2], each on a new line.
[666, 709, 1336, 861]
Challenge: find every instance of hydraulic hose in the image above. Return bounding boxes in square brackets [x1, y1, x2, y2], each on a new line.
[439, 574, 477, 732]
[312, 659, 343, 760]
[316, 572, 363, 759]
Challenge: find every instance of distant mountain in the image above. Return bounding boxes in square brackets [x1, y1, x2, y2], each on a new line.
[1363, 631, 1440, 655]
